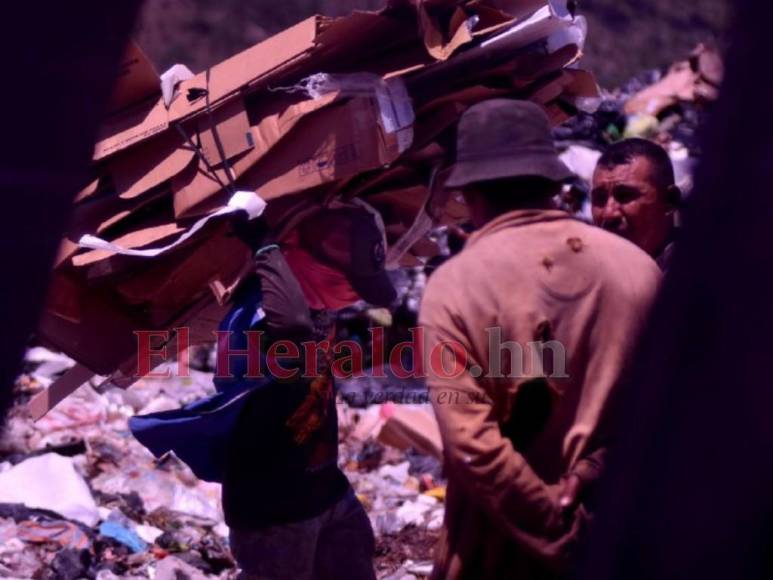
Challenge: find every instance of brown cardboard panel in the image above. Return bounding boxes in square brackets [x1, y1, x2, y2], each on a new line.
[378, 404, 443, 458]
[417, 85, 509, 116]
[410, 237, 440, 258]
[490, 44, 580, 87]
[412, 101, 466, 149]
[27, 365, 96, 421]
[560, 69, 599, 99]
[193, 98, 255, 168]
[338, 165, 418, 200]
[314, 11, 415, 65]
[239, 97, 400, 201]
[63, 183, 175, 257]
[172, 94, 338, 219]
[367, 185, 429, 227]
[108, 131, 195, 200]
[96, 187, 173, 235]
[44, 273, 82, 324]
[94, 98, 169, 161]
[94, 16, 322, 162]
[543, 100, 572, 126]
[527, 71, 572, 105]
[472, 0, 545, 34]
[54, 239, 81, 269]
[168, 17, 322, 123]
[38, 289, 143, 376]
[74, 177, 102, 203]
[114, 225, 250, 326]
[419, 5, 473, 61]
[105, 42, 160, 114]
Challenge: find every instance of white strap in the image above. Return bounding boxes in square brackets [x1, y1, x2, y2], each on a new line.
[78, 190, 266, 258]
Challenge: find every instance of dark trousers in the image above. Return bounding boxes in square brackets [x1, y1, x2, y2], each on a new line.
[229, 488, 376, 580]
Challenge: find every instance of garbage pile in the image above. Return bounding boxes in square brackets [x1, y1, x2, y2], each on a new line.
[4, 348, 446, 579]
[555, 43, 723, 215]
[34, 0, 596, 419]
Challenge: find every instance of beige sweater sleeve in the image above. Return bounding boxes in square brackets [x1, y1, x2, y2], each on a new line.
[420, 289, 575, 561]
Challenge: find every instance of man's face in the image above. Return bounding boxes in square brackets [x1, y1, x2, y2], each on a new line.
[591, 156, 675, 256]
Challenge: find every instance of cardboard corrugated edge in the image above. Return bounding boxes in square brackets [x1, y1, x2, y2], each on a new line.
[420, 5, 473, 61]
[94, 16, 323, 162]
[107, 97, 254, 201]
[378, 404, 443, 458]
[168, 16, 323, 124]
[38, 290, 143, 376]
[105, 41, 160, 115]
[93, 98, 169, 162]
[238, 96, 401, 202]
[113, 224, 251, 321]
[108, 133, 196, 200]
[172, 93, 339, 219]
[194, 98, 255, 168]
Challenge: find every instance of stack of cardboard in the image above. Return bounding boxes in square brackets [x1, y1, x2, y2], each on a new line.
[33, 0, 597, 418]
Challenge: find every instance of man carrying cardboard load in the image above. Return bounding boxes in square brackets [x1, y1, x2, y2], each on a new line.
[419, 100, 661, 579]
[224, 204, 396, 580]
[131, 201, 396, 580]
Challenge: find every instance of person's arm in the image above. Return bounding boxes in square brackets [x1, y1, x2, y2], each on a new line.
[421, 297, 578, 562]
[253, 245, 314, 343]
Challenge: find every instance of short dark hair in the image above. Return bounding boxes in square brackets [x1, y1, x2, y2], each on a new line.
[473, 176, 562, 214]
[597, 138, 675, 190]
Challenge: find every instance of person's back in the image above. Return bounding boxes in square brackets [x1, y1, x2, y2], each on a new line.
[421, 210, 660, 579]
[418, 99, 661, 580]
[423, 210, 659, 479]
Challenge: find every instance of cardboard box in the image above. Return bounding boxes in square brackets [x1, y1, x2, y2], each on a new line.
[35, 0, 598, 419]
[238, 96, 403, 201]
[93, 16, 324, 162]
[172, 93, 338, 218]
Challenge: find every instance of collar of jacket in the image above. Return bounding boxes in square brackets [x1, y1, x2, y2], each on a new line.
[466, 209, 572, 248]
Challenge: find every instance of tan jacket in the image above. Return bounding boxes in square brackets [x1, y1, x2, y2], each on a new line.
[419, 209, 661, 580]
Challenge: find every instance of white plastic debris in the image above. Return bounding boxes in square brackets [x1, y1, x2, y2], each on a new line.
[407, 561, 434, 575]
[135, 524, 164, 544]
[547, 14, 587, 54]
[213, 522, 230, 538]
[160, 64, 194, 108]
[382, 566, 418, 580]
[91, 468, 222, 522]
[0, 453, 100, 526]
[427, 507, 445, 531]
[154, 555, 210, 580]
[378, 461, 411, 485]
[25, 347, 76, 387]
[395, 495, 438, 528]
[559, 144, 602, 184]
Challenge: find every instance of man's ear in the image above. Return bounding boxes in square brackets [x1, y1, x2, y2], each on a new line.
[665, 184, 682, 213]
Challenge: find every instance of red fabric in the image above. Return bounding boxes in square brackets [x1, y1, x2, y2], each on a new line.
[283, 243, 360, 311]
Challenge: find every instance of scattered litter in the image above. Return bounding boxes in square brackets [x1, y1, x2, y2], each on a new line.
[99, 521, 148, 553]
[154, 555, 210, 580]
[17, 519, 92, 550]
[0, 453, 100, 526]
[134, 523, 164, 544]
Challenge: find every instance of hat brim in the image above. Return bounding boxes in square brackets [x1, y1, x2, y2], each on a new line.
[445, 153, 575, 189]
[348, 270, 397, 308]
